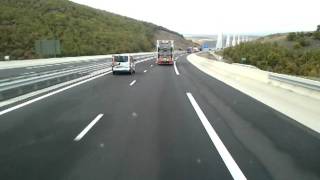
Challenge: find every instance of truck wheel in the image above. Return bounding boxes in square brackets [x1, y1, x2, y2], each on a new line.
[112, 71, 115, 75]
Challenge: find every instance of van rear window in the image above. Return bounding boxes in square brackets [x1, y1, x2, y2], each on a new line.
[114, 56, 128, 62]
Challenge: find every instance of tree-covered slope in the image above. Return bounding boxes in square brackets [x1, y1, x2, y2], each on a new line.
[222, 27, 320, 78]
[0, 0, 186, 59]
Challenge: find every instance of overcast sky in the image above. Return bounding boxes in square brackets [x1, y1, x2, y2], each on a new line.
[71, 0, 319, 35]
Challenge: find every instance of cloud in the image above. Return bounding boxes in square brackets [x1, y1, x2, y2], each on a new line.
[71, 0, 320, 35]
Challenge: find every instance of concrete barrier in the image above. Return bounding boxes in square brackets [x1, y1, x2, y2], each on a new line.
[190, 54, 320, 100]
[0, 52, 154, 70]
[190, 54, 269, 83]
[188, 54, 320, 132]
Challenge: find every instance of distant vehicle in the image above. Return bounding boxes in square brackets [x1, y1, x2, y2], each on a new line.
[193, 47, 199, 52]
[112, 55, 135, 75]
[156, 40, 174, 65]
[187, 47, 193, 53]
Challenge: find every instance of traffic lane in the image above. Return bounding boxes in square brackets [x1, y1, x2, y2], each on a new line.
[63, 59, 232, 180]
[0, 58, 112, 80]
[0, 54, 151, 79]
[0, 57, 155, 150]
[0, 59, 154, 180]
[176, 55, 320, 179]
[0, 57, 155, 114]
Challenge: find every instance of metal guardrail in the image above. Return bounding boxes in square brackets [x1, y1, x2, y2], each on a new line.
[0, 63, 112, 101]
[269, 73, 320, 92]
[0, 54, 154, 101]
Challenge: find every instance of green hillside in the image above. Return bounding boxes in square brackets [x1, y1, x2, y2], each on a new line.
[0, 0, 187, 60]
[222, 26, 320, 78]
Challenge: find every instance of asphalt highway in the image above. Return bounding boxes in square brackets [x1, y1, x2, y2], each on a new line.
[0, 54, 319, 180]
[0, 58, 110, 80]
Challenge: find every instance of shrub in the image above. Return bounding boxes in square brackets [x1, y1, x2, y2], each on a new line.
[298, 38, 310, 47]
[293, 43, 302, 49]
[313, 31, 320, 40]
[287, 32, 297, 41]
[222, 41, 320, 77]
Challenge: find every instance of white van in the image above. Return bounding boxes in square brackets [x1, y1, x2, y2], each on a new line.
[112, 55, 135, 75]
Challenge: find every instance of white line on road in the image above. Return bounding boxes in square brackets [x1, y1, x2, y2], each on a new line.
[174, 61, 180, 75]
[130, 80, 136, 86]
[21, 72, 35, 75]
[143, 70, 147, 73]
[186, 92, 247, 180]
[150, 64, 153, 67]
[0, 57, 154, 116]
[0, 70, 112, 116]
[74, 114, 104, 141]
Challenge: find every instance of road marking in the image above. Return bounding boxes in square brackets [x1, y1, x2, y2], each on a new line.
[144, 70, 147, 73]
[21, 72, 35, 75]
[0, 71, 112, 116]
[130, 80, 136, 86]
[186, 92, 247, 180]
[150, 65, 153, 67]
[0, 57, 154, 116]
[174, 61, 180, 75]
[74, 114, 104, 141]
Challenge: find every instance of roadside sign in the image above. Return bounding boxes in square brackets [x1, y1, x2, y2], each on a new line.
[4, 56, 10, 61]
[35, 40, 61, 57]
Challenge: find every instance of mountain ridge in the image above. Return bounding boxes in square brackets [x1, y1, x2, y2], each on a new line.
[0, 0, 192, 60]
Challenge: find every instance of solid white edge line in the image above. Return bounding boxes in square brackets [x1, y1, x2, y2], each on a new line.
[186, 92, 247, 180]
[0, 71, 111, 116]
[129, 80, 136, 86]
[174, 61, 180, 75]
[74, 113, 104, 141]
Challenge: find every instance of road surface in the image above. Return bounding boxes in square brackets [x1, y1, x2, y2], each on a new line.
[0, 54, 319, 180]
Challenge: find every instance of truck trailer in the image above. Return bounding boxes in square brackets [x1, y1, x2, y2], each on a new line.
[156, 40, 174, 65]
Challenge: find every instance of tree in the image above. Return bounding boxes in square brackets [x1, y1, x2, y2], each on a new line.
[287, 32, 297, 41]
[293, 43, 302, 49]
[298, 38, 310, 47]
[313, 31, 320, 40]
[222, 41, 320, 77]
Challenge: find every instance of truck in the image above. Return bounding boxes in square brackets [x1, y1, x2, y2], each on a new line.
[156, 40, 174, 65]
[193, 47, 200, 52]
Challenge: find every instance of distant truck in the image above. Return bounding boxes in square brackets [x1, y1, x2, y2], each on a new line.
[156, 40, 174, 65]
[187, 47, 200, 53]
[193, 47, 200, 52]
